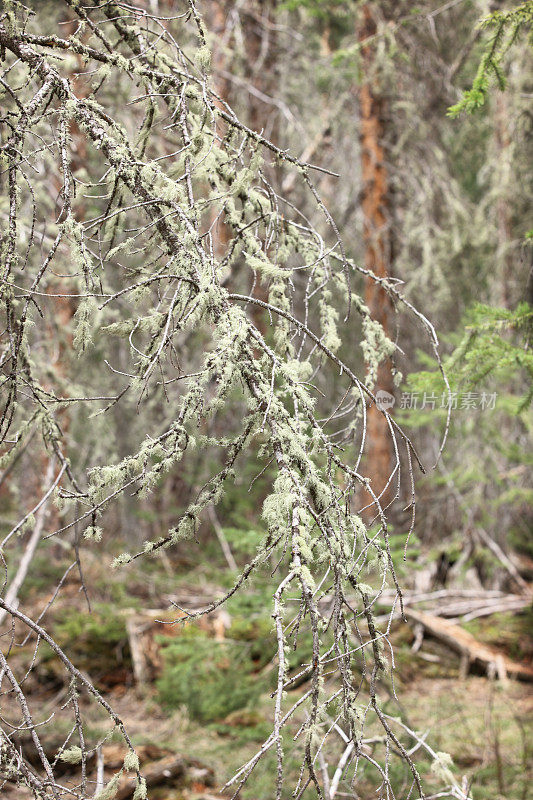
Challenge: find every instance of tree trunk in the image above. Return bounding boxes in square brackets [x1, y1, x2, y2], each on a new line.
[358, 4, 395, 505]
[243, 1, 278, 136]
[242, 1, 278, 335]
[493, 92, 513, 309]
[208, 0, 232, 259]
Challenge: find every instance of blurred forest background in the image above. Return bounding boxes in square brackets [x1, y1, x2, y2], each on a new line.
[0, 1, 532, 800]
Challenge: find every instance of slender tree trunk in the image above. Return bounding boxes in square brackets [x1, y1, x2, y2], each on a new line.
[243, 1, 278, 139]
[358, 3, 395, 504]
[208, 1, 233, 259]
[44, 12, 88, 540]
[0, 461, 57, 626]
[493, 93, 513, 309]
[242, 1, 278, 335]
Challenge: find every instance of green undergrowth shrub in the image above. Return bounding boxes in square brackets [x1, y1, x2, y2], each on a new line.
[157, 629, 270, 722]
[157, 583, 326, 723]
[218, 526, 265, 560]
[225, 583, 317, 672]
[50, 603, 131, 680]
[211, 718, 273, 744]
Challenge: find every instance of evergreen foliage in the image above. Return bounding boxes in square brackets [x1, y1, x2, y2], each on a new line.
[448, 1, 533, 117]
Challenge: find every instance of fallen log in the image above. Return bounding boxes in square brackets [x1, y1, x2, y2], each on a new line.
[8, 739, 173, 776]
[1, 744, 200, 800]
[404, 608, 533, 681]
[115, 754, 214, 800]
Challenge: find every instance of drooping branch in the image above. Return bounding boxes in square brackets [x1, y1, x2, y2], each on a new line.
[0, 4, 454, 799]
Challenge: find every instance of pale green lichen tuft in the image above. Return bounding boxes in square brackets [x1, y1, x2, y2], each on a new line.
[123, 750, 140, 772]
[58, 746, 83, 764]
[94, 771, 122, 800]
[132, 778, 147, 800]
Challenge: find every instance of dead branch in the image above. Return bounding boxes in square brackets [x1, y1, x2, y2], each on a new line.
[0, 461, 61, 626]
[405, 608, 533, 681]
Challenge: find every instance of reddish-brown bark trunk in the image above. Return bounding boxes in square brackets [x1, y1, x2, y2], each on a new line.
[359, 4, 395, 505]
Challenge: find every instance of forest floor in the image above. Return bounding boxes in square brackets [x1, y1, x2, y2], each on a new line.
[2, 545, 532, 800]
